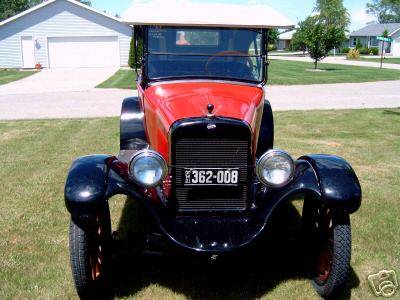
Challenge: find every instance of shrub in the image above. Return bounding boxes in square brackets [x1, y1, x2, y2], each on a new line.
[128, 34, 135, 69]
[369, 47, 379, 55]
[355, 39, 363, 50]
[128, 29, 143, 69]
[341, 47, 350, 54]
[359, 47, 371, 55]
[347, 49, 360, 59]
[268, 44, 277, 51]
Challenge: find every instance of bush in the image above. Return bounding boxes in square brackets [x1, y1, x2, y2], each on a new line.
[347, 49, 360, 59]
[356, 47, 379, 55]
[355, 39, 363, 50]
[369, 47, 379, 55]
[359, 47, 371, 55]
[268, 44, 277, 51]
[128, 29, 143, 69]
[128, 34, 135, 69]
[341, 47, 350, 54]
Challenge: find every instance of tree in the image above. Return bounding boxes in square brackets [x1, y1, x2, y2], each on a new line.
[298, 15, 347, 69]
[0, 0, 92, 21]
[355, 39, 363, 50]
[367, 0, 400, 23]
[30, 0, 91, 6]
[290, 27, 307, 52]
[0, 0, 30, 21]
[315, 0, 350, 28]
[267, 29, 279, 46]
[291, 0, 349, 69]
[128, 28, 143, 69]
[383, 29, 390, 37]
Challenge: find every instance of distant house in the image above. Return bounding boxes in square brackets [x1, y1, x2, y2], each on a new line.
[276, 29, 296, 51]
[0, 0, 132, 69]
[349, 23, 400, 56]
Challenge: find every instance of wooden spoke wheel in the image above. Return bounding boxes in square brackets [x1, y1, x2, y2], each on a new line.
[69, 205, 111, 299]
[302, 200, 352, 298]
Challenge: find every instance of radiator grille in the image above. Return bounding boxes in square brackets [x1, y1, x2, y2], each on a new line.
[174, 138, 250, 212]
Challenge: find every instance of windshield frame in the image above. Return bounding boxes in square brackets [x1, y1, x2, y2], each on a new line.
[142, 26, 268, 85]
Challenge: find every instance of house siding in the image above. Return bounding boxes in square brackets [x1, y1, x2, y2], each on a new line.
[392, 31, 400, 56]
[0, 0, 132, 68]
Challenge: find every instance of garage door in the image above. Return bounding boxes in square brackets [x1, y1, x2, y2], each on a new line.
[48, 36, 120, 68]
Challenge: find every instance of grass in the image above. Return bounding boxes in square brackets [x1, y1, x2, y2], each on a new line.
[268, 60, 400, 85]
[96, 69, 137, 89]
[96, 60, 400, 89]
[352, 57, 400, 65]
[0, 109, 399, 299]
[0, 70, 36, 85]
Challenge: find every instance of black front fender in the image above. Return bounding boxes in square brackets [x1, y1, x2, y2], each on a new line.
[63, 154, 362, 253]
[65, 155, 112, 217]
[300, 154, 362, 214]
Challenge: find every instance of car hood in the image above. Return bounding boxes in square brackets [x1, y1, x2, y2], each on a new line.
[143, 82, 264, 129]
[141, 81, 265, 160]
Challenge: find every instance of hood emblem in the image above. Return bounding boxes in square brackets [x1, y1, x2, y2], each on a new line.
[207, 123, 217, 130]
[206, 103, 215, 118]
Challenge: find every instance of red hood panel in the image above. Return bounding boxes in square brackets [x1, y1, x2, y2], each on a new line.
[144, 82, 264, 128]
[141, 82, 264, 161]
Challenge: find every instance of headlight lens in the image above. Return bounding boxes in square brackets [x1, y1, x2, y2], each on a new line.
[256, 150, 295, 188]
[129, 150, 168, 187]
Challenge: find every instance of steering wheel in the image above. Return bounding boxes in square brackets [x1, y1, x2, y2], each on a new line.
[205, 51, 254, 77]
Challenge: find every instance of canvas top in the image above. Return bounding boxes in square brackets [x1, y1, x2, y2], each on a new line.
[122, 0, 295, 29]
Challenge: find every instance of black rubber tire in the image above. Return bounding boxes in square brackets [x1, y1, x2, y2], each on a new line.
[69, 205, 111, 300]
[302, 201, 352, 299]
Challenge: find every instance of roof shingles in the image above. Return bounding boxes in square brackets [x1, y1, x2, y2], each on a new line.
[350, 23, 400, 37]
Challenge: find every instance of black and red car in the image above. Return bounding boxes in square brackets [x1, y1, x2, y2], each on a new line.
[64, 2, 361, 299]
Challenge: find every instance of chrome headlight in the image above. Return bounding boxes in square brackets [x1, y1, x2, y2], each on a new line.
[256, 150, 295, 188]
[129, 150, 168, 187]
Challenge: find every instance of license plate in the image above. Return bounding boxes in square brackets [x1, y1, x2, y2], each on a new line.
[184, 168, 239, 186]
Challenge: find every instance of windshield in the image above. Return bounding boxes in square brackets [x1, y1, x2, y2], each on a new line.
[145, 27, 265, 83]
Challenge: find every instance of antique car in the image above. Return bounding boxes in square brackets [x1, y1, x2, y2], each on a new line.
[64, 2, 362, 299]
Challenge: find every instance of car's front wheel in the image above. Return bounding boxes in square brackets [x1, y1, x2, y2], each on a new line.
[302, 201, 352, 298]
[69, 205, 111, 299]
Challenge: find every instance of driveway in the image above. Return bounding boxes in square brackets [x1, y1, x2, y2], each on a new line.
[0, 67, 118, 95]
[270, 55, 400, 70]
[0, 80, 399, 120]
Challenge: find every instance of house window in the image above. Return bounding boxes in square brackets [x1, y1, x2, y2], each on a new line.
[370, 37, 379, 47]
[352, 38, 357, 47]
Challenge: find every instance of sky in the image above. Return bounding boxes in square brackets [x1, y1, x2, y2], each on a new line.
[91, 0, 376, 32]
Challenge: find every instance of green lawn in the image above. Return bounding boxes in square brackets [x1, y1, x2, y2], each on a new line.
[268, 60, 400, 85]
[0, 70, 36, 85]
[0, 109, 399, 299]
[96, 61, 400, 89]
[96, 69, 137, 89]
[353, 57, 400, 65]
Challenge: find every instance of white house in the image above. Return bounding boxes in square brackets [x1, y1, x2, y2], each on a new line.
[350, 23, 400, 56]
[0, 0, 133, 69]
[276, 29, 296, 51]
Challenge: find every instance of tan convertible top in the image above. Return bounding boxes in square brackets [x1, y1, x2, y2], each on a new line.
[122, 0, 295, 29]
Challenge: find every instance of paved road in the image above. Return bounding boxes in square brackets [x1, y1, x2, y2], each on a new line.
[0, 67, 118, 95]
[1, 80, 399, 120]
[270, 55, 400, 70]
[267, 80, 400, 111]
[0, 89, 134, 120]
